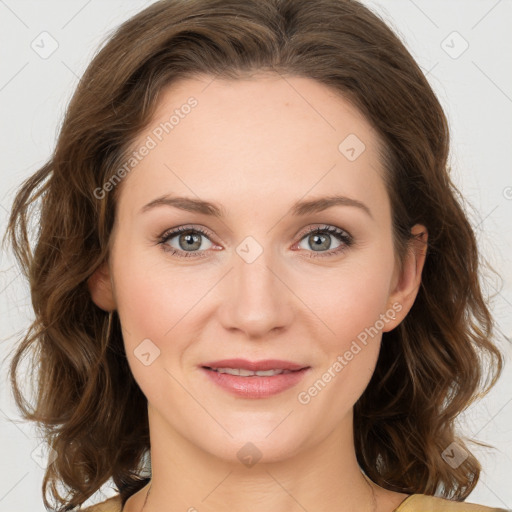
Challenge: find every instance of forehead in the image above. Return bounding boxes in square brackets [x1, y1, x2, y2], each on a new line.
[116, 73, 388, 219]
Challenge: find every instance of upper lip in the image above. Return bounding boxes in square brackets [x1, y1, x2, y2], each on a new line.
[201, 358, 309, 371]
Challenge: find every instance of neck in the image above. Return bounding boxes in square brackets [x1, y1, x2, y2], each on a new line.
[132, 405, 382, 512]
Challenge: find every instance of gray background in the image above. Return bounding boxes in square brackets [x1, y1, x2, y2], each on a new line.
[1, 0, 511, 510]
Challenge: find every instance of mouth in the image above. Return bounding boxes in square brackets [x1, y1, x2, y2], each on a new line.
[199, 359, 311, 399]
[203, 367, 299, 377]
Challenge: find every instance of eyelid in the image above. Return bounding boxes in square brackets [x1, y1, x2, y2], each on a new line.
[296, 224, 351, 240]
[158, 224, 216, 241]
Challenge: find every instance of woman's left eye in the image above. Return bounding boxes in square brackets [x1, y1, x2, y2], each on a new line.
[158, 225, 353, 259]
[294, 226, 353, 257]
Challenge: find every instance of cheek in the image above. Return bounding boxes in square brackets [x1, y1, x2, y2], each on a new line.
[111, 238, 203, 337]
[113, 267, 191, 399]
[298, 250, 394, 398]
[303, 251, 394, 349]
[111, 249, 221, 387]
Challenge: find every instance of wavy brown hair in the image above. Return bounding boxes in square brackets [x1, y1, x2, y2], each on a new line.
[3, 0, 506, 510]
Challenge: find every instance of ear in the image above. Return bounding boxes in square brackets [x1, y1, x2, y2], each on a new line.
[383, 224, 428, 332]
[87, 260, 117, 311]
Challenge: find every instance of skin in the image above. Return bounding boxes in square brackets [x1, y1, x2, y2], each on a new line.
[89, 73, 427, 512]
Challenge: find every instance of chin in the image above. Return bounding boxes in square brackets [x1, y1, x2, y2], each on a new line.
[196, 426, 308, 466]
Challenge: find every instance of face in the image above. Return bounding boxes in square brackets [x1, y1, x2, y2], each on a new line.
[90, 73, 426, 463]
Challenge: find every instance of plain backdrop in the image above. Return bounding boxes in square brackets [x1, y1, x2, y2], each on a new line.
[1, 0, 511, 510]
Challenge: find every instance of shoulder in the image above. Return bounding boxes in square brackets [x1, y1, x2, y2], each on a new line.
[81, 494, 123, 512]
[396, 494, 510, 512]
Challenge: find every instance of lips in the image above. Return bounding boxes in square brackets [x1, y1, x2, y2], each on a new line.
[199, 358, 311, 398]
[201, 358, 308, 372]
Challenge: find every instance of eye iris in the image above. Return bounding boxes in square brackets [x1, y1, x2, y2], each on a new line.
[310, 233, 331, 251]
[180, 232, 201, 251]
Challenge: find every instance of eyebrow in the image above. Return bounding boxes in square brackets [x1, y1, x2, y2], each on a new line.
[140, 194, 373, 219]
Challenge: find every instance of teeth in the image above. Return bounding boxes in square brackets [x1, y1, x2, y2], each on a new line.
[211, 367, 293, 377]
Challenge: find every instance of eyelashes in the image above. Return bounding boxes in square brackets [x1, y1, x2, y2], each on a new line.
[157, 224, 354, 259]
[158, 225, 215, 259]
[297, 225, 353, 258]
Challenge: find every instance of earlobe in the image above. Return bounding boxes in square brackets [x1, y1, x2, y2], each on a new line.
[383, 224, 428, 332]
[87, 261, 117, 311]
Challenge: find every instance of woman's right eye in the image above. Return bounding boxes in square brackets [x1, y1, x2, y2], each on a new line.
[158, 226, 215, 258]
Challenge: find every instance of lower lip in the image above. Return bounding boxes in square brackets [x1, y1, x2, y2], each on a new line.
[201, 367, 310, 399]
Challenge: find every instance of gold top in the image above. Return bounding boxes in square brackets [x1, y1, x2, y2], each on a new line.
[82, 492, 509, 512]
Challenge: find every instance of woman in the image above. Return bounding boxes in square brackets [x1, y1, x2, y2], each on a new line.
[5, 0, 509, 511]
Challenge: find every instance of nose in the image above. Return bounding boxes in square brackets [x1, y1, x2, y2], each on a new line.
[216, 247, 296, 340]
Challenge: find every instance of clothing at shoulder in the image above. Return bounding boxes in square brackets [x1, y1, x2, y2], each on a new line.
[80, 492, 511, 512]
[81, 494, 122, 512]
[396, 494, 510, 512]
